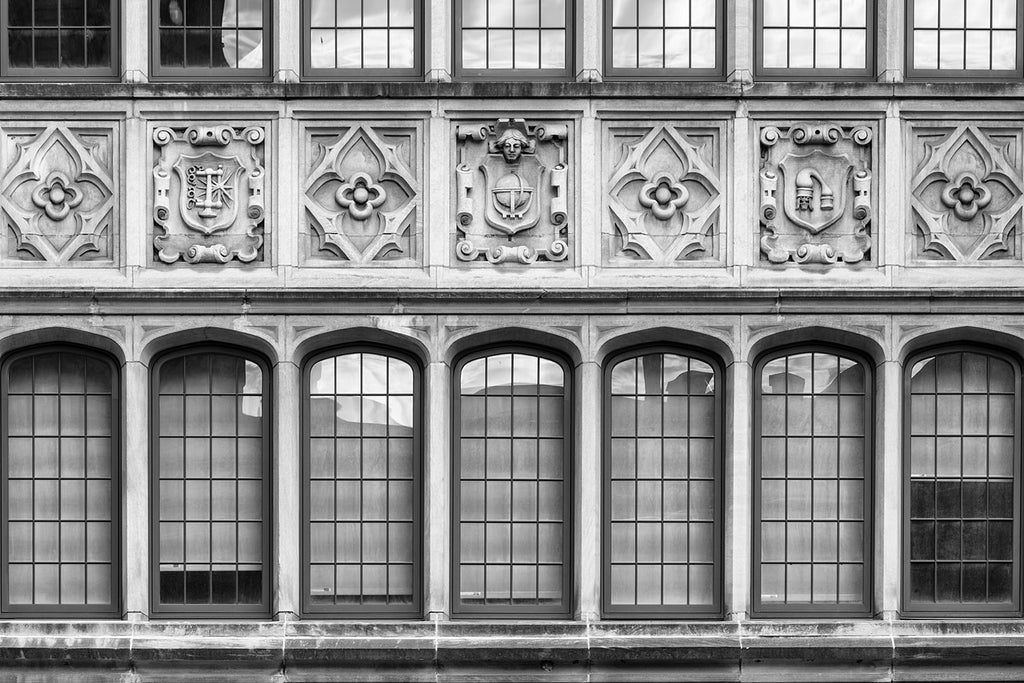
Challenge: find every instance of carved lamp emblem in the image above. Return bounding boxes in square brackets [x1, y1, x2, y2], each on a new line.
[31, 171, 83, 221]
[940, 173, 992, 221]
[638, 173, 689, 221]
[335, 171, 387, 220]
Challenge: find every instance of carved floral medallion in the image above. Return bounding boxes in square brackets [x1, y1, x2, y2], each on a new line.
[0, 124, 117, 264]
[605, 123, 722, 264]
[303, 124, 420, 264]
[910, 124, 1024, 262]
[759, 123, 874, 266]
[455, 118, 570, 265]
[152, 124, 266, 265]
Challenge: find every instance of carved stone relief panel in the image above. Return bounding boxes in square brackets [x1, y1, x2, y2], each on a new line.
[909, 123, 1024, 262]
[758, 122, 875, 266]
[302, 123, 421, 265]
[152, 124, 266, 265]
[0, 123, 118, 265]
[454, 118, 572, 265]
[604, 122, 723, 265]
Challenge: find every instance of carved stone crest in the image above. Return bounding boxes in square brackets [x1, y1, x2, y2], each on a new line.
[605, 123, 722, 264]
[759, 123, 874, 265]
[910, 124, 1024, 262]
[152, 125, 266, 265]
[303, 124, 420, 264]
[454, 119, 570, 265]
[0, 124, 117, 264]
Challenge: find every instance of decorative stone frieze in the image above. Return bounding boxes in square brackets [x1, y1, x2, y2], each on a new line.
[454, 118, 571, 265]
[302, 123, 421, 265]
[0, 123, 118, 264]
[758, 122, 875, 266]
[604, 122, 723, 264]
[910, 124, 1024, 262]
[152, 124, 266, 265]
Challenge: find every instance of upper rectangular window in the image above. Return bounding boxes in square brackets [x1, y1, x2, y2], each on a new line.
[3, 0, 118, 79]
[303, 0, 422, 79]
[605, 0, 723, 79]
[152, 0, 271, 80]
[455, 0, 573, 80]
[756, 0, 875, 79]
[908, 0, 1021, 78]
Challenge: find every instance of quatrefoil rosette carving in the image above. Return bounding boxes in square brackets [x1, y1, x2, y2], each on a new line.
[303, 125, 419, 264]
[910, 124, 1024, 262]
[606, 124, 722, 264]
[152, 124, 266, 265]
[758, 123, 874, 266]
[0, 125, 116, 263]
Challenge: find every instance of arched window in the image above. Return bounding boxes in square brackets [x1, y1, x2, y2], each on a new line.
[603, 347, 723, 618]
[452, 348, 572, 617]
[302, 347, 422, 617]
[753, 347, 873, 617]
[151, 346, 271, 617]
[904, 347, 1021, 616]
[2, 346, 120, 616]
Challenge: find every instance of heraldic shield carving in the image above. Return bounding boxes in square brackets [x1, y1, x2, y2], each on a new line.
[152, 125, 266, 265]
[758, 123, 875, 266]
[454, 118, 570, 265]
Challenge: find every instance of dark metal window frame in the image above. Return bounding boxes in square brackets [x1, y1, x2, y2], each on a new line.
[904, 0, 1024, 80]
[600, 344, 725, 619]
[0, 344, 122, 618]
[753, 0, 877, 81]
[299, 344, 424, 618]
[751, 343, 875, 618]
[452, 0, 575, 81]
[450, 344, 574, 619]
[0, 0, 121, 81]
[149, 344, 273, 619]
[901, 343, 1023, 618]
[149, 0, 273, 81]
[300, 0, 424, 81]
[602, 0, 726, 81]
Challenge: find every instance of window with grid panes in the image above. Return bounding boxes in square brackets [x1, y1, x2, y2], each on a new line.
[603, 348, 722, 618]
[757, 0, 874, 78]
[152, 0, 270, 79]
[151, 347, 271, 617]
[908, 0, 1021, 77]
[3, 0, 118, 78]
[304, 0, 421, 79]
[753, 348, 873, 617]
[304, 348, 421, 617]
[2, 347, 119, 616]
[452, 349, 572, 617]
[904, 348, 1021, 616]
[606, 0, 722, 78]
[456, 0, 572, 79]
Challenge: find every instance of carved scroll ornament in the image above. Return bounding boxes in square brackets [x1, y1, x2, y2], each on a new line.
[454, 118, 570, 265]
[759, 122, 874, 266]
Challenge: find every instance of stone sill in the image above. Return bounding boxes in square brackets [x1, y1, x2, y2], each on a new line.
[4, 80, 1024, 101]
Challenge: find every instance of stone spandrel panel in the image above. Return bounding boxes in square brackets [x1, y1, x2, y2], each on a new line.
[910, 123, 1024, 263]
[758, 122, 875, 266]
[454, 118, 571, 266]
[604, 122, 723, 265]
[301, 123, 421, 265]
[0, 123, 118, 265]
[152, 124, 266, 265]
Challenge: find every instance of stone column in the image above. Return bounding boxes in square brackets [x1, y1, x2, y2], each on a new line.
[123, 359, 149, 619]
[274, 360, 301, 619]
[576, 0, 602, 82]
[878, 358, 902, 617]
[274, 0, 301, 82]
[728, 0, 754, 83]
[577, 358, 601, 619]
[426, 359, 450, 618]
[121, 0, 149, 82]
[427, 0, 453, 81]
[726, 359, 751, 620]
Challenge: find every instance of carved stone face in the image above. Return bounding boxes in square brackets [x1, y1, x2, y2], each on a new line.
[498, 131, 528, 163]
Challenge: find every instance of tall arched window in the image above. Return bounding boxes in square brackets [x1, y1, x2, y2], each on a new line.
[753, 347, 873, 617]
[303, 347, 422, 617]
[603, 347, 723, 618]
[452, 348, 572, 617]
[904, 347, 1021, 616]
[2, 346, 120, 616]
[151, 346, 271, 617]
